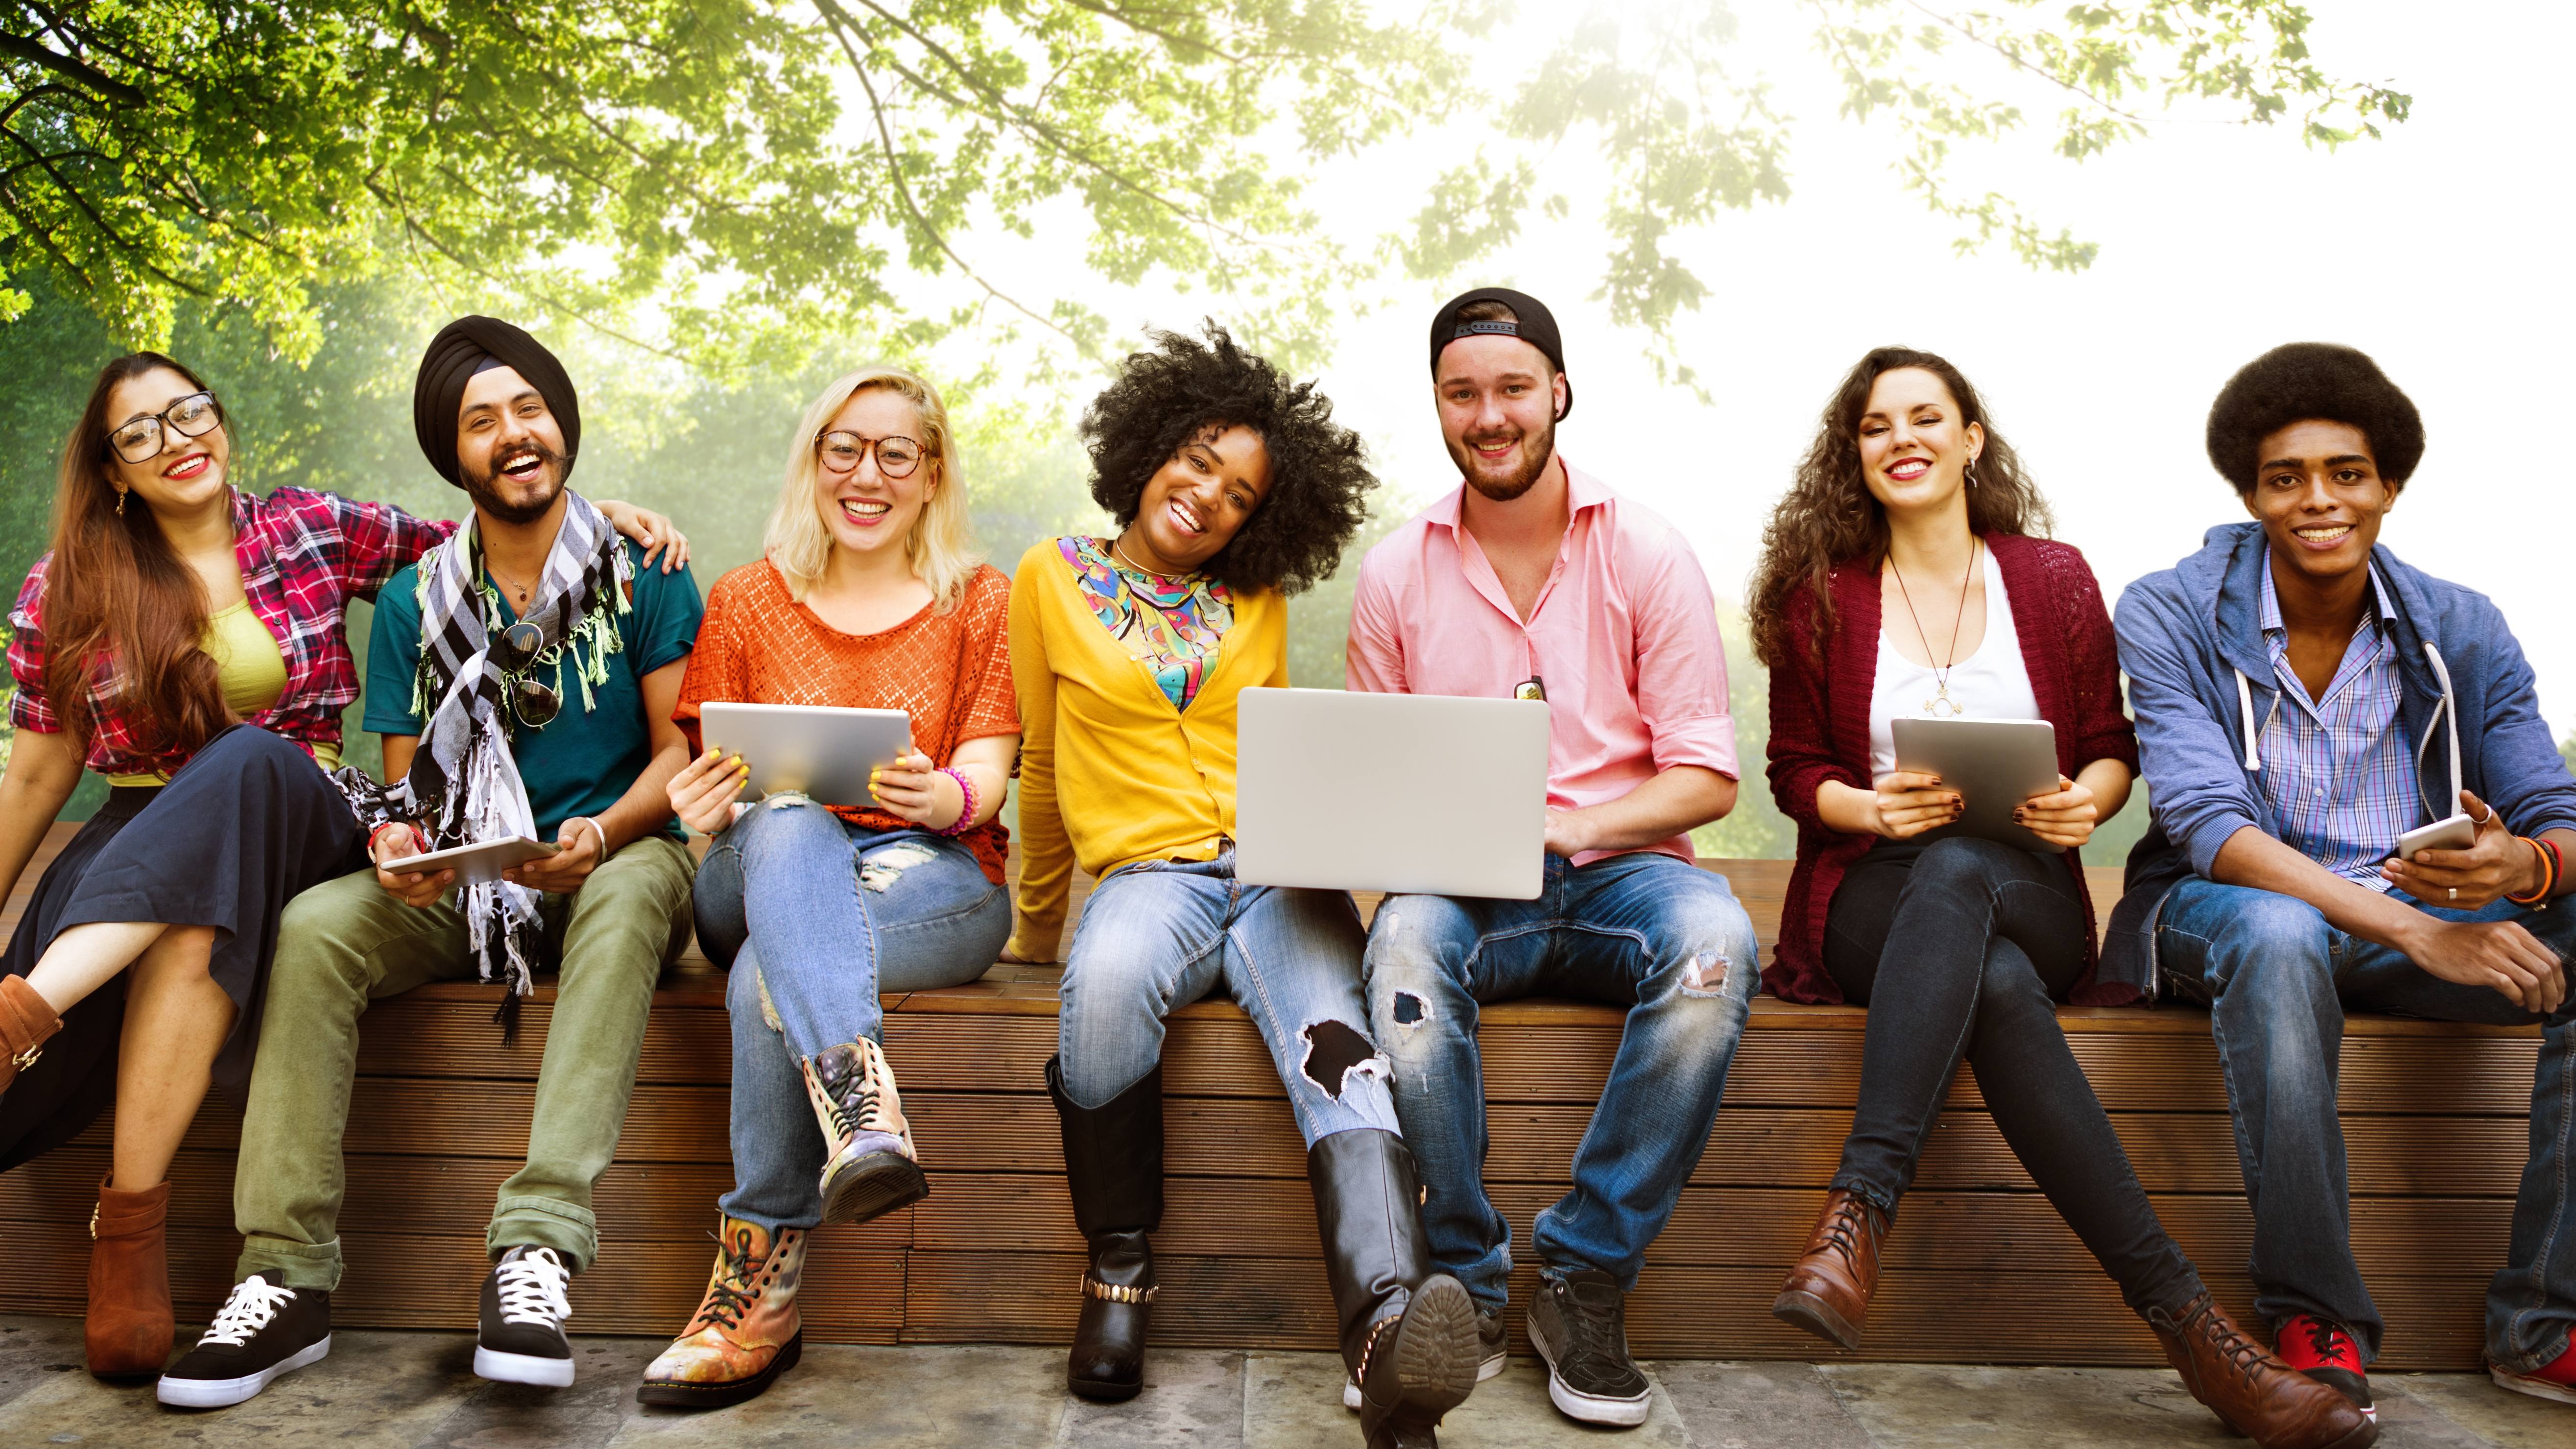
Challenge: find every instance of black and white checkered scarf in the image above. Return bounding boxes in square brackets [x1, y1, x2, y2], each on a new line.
[336, 491, 631, 1027]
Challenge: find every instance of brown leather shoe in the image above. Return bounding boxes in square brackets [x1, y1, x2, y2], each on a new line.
[2148, 1291, 2378, 1449]
[87, 1175, 174, 1378]
[1770, 1188, 1886, 1351]
[0, 974, 62, 1093]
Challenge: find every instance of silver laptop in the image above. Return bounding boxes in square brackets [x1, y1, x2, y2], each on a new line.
[1235, 688, 1550, 899]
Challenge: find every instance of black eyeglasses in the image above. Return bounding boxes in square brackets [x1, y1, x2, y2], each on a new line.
[489, 619, 562, 730]
[816, 430, 924, 479]
[108, 392, 223, 464]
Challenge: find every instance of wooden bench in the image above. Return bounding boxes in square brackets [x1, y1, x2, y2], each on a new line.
[1, 823, 2539, 1369]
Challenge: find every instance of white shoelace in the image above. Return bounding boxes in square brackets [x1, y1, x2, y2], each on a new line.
[494, 1248, 573, 1328]
[200, 1279, 297, 1347]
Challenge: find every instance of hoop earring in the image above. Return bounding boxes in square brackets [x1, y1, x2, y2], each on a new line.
[115, 485, 127, 516]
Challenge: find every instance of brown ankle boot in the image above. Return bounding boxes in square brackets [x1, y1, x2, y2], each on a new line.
[0, 974, 62, 1093]
[2148, 1291, 2378, 1449]
[87, 1176, 174, 1378]
[1771, 1188, 1887, 1351]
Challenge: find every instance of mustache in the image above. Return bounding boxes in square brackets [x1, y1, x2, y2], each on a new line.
[461, 439, 571, 523]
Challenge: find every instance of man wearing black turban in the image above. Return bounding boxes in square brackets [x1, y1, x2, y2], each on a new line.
[202, 317, 710, 1409]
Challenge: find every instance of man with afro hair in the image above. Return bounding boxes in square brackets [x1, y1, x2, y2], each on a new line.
[2110, 341, 2576, 1414]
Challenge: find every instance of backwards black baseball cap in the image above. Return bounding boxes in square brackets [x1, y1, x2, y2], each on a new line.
[1428, 286, 1572, 420]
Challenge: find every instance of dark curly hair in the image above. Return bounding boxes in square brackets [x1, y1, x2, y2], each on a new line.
[2206, 342, 2424, 496]
[1082, 323, 1375, 595]
[1748, 347, 2051, 671]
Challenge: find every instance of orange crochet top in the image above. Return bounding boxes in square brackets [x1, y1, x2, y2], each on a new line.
[675, 559, 1020, 883]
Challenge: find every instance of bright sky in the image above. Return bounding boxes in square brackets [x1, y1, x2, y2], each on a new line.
[952, 0, 2574, 731]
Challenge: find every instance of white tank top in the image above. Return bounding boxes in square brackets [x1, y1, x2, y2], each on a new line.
[1868, 544, 2041, 780]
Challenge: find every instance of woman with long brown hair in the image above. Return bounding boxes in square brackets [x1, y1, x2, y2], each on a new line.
[0, 352, 681, 1380]
[1751, 348, 2373, 1449]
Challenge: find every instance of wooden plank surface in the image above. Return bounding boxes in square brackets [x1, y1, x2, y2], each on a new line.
[1, 821, 2542, 1370]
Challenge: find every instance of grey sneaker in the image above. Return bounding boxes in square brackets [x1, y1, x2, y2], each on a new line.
[1527, 1269, 1649, 1426]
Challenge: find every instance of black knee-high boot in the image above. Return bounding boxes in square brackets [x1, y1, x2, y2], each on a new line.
[1311, 1128, 1480, 1449]
[1048, 1055, 1162, 1401]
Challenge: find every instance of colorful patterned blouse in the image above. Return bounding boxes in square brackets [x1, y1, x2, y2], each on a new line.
[1056, 536, 1233, 711]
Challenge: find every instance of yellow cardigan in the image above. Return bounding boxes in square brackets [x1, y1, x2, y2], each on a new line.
[1006, 538, 1287, 959]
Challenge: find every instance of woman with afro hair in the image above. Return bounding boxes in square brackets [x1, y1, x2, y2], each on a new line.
[1005, 323, 1481, 1447]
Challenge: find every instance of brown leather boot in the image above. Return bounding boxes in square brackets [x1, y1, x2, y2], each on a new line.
[2148, 1291, 2378, 1449]
[1770, 1189, 1886, 1351]
[87, 1175, 174, 1378]
[0, 974, 62, 1093]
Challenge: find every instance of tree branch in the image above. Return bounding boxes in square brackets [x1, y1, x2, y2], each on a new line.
[0, 28, 144, 104]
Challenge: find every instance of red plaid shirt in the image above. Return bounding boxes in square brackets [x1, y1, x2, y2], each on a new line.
[8, 487, 456, 776]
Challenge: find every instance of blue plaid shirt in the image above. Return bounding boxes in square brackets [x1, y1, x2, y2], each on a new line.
[2255, 556, 2426, 888]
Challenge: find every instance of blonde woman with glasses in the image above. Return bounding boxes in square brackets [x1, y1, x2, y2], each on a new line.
[639, 365, 1019, 1408]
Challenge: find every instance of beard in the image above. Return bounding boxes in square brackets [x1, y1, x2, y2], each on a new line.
[460, 441, 570, 526]
[1449, 413, 1556, 502]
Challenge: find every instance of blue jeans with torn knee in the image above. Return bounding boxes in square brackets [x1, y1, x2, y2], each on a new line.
[1056, 850, 1400, 1144]
[692, 797, 1009, 1231]
[2158, 875, 2576, 1372]
[1361, 850, 1759, 1309]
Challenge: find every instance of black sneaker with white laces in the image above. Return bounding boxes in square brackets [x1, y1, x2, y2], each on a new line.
[157, 1273, 331, 1408]
[1526, 1268, 1651, 1426]
[476, 1246, 575, 1387]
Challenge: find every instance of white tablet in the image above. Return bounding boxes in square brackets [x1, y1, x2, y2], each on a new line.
[1888, 716, 2067, 856]
[698, 701, 913, 808]
[395, 835, 559, 888]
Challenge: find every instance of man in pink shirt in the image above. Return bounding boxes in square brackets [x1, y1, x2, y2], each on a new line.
[1346, 288, 1757, 1430]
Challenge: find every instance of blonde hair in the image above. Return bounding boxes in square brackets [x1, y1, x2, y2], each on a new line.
[764, 364, 980, 609]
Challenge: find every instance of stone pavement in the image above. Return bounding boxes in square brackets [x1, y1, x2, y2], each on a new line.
[0, 1316, 2566, 1448]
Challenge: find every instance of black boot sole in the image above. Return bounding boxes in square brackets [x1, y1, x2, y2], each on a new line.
[1068, 1368, 1145, 1403]
[636, 1332, 804, 1409]
[1363, 1275, 1480, 1442]
[819, 1152, 930, 1228]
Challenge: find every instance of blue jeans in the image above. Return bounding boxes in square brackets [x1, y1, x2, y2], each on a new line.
[693, 798, 1009, 1230]
[1057, 852, 1399, 1145]
[1361, 851, 1759, 1308]
[2157, 876, 2576, 1371]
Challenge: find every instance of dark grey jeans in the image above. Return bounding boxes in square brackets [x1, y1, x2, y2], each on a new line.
[2158, 876, 2576, 1372]
[1827, 835, 2204, 1318]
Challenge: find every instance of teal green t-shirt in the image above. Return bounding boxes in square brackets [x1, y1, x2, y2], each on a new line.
[365, 538, 702, 840]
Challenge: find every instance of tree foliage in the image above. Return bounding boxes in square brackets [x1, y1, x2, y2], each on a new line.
[0, 1, 2405, 378]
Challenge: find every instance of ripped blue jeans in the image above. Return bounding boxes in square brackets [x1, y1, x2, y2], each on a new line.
[1363, 850, 1758, 1307]
[692, 797, 1009, 1230]
[1057, 850, 1399, 1145]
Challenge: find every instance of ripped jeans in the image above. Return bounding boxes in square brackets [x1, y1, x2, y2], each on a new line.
[1057, 850, 1399, 1145]
[1363, 850, 1758, 1307]
[692, 798, 1009, 1230]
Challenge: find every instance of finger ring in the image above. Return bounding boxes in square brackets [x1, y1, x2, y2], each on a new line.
[2448, 887, 2458, 901]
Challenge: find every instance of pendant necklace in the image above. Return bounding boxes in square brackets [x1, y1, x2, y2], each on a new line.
[1110, 536, 1194, 613]
[1889, 536, 1980, 718]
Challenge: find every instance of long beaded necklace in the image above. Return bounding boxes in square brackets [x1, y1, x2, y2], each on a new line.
[1888, 536, 1981, 718]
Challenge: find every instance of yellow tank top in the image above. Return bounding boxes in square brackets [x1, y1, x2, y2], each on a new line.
[104, 602, 340, 786]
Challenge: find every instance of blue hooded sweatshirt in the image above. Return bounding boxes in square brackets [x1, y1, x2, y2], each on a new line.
[2105, 521, 2576, 995]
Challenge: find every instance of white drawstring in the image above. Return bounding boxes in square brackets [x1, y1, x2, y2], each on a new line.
[199, 1278, 298, 1347]
[2233, 668, 2264, 772]
[2416, 641, 2464, 820]
[495, 1247, 573, 1327]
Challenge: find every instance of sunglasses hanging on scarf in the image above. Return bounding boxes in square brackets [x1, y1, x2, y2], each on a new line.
[486, 618, 563, 731]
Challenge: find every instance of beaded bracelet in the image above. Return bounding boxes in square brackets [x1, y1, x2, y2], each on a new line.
[2505, 835, 2560, 908]
[936, 766, 979, 838]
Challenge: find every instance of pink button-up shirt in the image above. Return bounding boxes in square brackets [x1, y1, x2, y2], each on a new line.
[1344, 461, 1737, 865]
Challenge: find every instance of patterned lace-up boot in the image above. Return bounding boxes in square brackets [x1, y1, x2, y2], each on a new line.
[637, 1217, 810, 1408]
[803, 1037, 930, 1227]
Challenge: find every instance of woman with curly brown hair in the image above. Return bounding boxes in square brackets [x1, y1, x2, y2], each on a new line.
[1008, 324, 1479, 1449]
[1751, 348, 2372, 1449]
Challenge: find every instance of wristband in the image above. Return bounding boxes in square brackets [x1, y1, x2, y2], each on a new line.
[935, 767, 979, 838]
[2506, 835, 2559, 908]
[563, 816, 604, 858]
[370, 822, 427, 864]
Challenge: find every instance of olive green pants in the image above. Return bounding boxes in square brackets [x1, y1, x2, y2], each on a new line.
[233, 835, 693, 1289]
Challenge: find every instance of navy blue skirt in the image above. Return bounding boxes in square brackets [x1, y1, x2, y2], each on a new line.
[0, 725, 366, 1172]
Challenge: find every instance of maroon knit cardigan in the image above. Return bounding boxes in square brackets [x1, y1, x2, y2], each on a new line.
[1761, 532, 2141, 1005]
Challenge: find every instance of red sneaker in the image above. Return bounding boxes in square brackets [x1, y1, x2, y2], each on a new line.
[2275, 1314, 2374, 1421]
[2490, 1337, 2576, 1406]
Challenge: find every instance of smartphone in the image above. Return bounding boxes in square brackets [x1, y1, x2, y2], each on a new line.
[2394, 812, 2476, 862]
